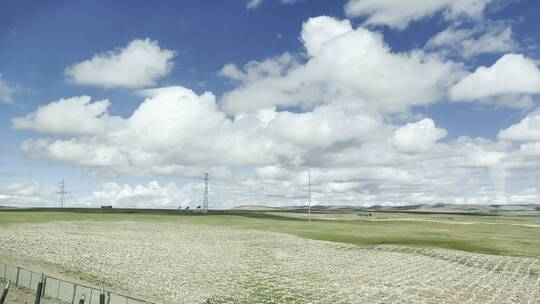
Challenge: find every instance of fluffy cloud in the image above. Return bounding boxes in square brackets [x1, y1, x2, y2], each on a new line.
[12, 96, 124, 135]
[450, 54, 540, 106]
[0, 180, 204, 208]
[392, 118, 447, 154]
[219, 53, 297, 83]
[84, 180, 304, 209]
[344, 0, 493, 29]
[498, 109, 540, 142]
[221, 16, 461, 114]
[13, 88, 267, 175]
[0, 182, 56, 207]
[65, 39, 175, 89]
[219, 64, 246, 81]
[16, 85, 385, 176]
[427, 24, 516, 58]
[86, 181, 202, 208]
[21, 138, 131, 167]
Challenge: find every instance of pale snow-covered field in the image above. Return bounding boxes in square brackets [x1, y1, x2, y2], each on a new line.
[1, 221, 539, 304]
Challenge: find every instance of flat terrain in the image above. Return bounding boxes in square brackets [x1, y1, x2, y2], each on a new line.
[0, 210, 539, 303]
[1, 209, 539, 257]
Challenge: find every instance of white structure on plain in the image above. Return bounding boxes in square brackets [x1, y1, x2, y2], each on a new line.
[57, 179, 67, 208]
[308, 168, 311, 222]
[203, 173, 209, 212]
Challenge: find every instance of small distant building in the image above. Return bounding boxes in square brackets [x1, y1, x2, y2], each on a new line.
[100, 205, 113, 209]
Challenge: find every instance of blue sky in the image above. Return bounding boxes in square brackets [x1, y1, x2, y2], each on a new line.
[1, 0, 540, 208]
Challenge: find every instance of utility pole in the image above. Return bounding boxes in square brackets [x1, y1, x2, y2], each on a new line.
[57, 180, 67, 208]
[308, 168, 311, 222]
[203, 173, 209, 213]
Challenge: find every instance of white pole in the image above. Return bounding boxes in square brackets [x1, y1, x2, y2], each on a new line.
[308, 168, 311, 222]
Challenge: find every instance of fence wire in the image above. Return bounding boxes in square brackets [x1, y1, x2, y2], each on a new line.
[0, 262, 153, 304]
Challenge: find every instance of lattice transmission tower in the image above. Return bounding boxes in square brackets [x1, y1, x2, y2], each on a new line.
[203, 173, 209, 212]
[57, 180, 68, 208]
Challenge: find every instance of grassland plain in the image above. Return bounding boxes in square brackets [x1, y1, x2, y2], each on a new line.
[0, 210, 539, 257]
[0, 210, 539, 303]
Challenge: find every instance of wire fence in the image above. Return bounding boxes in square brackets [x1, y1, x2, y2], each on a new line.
[0, 262, 153, 304]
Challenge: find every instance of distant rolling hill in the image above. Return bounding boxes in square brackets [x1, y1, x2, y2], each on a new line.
[232, 205, 282, 211]
[269, 203, 540, 213]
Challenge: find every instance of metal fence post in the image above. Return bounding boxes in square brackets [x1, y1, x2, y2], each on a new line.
[15, 267, 20, 287]
[42, 276, 47, 298]
[72, 284, 77, 304]
[0, 281, 10, 304]
[56, 279, 61, 299]
[99, 286, 105, 304]
[34, 275, 44, 304]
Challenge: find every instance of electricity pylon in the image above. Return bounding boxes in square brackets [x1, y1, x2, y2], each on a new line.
[57, 180, 67, 208]
[203, 173, 208, 212]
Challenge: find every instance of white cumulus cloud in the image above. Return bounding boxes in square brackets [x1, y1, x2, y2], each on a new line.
[221, 16, 461, 115]
[16, 85, 385, 177]
[65, 38, 175, 89]
[450, 54, 540, 106]
[12, 96, 124, 135]
[392, 118, 448, 154]
[0, 182, 56, 207]
[498, 109, 540, 142]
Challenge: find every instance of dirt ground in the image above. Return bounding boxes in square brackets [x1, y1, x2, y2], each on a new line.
[1, 285, 61, 304]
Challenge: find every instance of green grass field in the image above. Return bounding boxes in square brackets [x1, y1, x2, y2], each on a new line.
[1, 209, 539, 257]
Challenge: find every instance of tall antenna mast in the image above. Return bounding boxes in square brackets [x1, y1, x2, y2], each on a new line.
[203, 173, 209, 212]
[57, 180, 67, 208]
